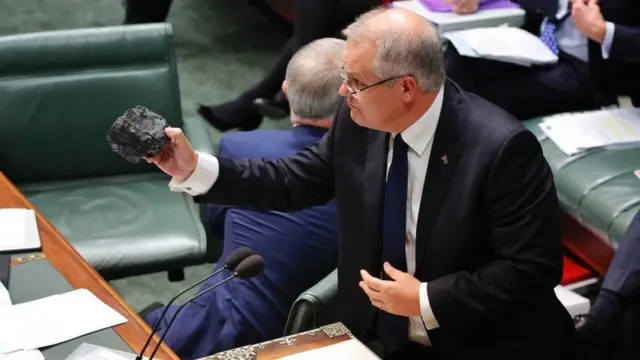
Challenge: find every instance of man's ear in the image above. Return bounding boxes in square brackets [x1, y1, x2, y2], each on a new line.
[282, 81, 288, 98]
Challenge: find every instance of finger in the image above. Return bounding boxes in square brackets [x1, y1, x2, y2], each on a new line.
[359, 281, 384, 302]
[383, 262, 403, 281]
[165, 127, 185, 141]
[145, 155, 161, 164]
[360, 270, 387, 292]
[371, 300, 386, 310]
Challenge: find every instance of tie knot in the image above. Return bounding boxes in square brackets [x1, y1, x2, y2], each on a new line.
[394, 134, 408, 153]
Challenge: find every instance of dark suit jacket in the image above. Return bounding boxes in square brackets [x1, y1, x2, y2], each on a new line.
[196, 80, 575, 358]
[603, 211, 640, 299]
[519, 0, 640, 103]
[146, 126, 338, 359]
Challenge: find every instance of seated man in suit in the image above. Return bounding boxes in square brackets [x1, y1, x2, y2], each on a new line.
[143, 37, 345, 359]
[445, 0, 640, 120]
[575, 210, 640, 359]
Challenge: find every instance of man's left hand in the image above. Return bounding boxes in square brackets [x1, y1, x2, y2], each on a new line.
[571, 0, 607, 43]
[359, 262, 421, 317]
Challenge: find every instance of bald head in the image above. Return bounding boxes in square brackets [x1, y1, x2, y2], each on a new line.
[342, 7, 444, 92]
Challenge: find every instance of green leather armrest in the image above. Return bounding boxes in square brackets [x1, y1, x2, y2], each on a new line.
[523, 117, 640, 246]
[284, 269, 339, 336]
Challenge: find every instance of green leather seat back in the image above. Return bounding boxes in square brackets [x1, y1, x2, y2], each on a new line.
[0, 24, 184, 184]
[284, 269, 339, 336]
[523, 118, 640, 246]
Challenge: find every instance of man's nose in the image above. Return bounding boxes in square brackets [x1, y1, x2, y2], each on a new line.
[338, 83, 350, 97]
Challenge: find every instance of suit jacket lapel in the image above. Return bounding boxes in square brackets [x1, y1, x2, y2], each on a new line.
[415, 82, 465, 270]
[363, 130, 389, 274]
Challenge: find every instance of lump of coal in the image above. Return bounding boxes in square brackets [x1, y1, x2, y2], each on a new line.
[106, 105, 170, 163]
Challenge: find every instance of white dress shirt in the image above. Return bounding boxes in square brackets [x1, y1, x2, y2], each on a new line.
[169, 86, 445, 347]
[386, 86, 444, 347]
[549, 0, 615, 62]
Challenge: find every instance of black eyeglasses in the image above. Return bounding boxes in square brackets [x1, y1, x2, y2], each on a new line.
[339, 66, 408, 98]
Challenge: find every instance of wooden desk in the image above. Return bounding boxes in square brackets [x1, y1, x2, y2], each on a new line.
[204, 323, 369, 360]
[0, 171, 179, 360]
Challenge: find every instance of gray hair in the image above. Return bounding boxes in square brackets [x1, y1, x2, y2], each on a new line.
[342, 7, 445, 92]
[285, 38, 346, 119]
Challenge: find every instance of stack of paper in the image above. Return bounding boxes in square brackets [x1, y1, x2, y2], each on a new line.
[539, 107, 640, 155]
[443, 27, 559, 66]
[0, 209, 41, 253]
[280, 339, 381, 360]
[0, 289, 127, 357]
[392, 0, 525, 35]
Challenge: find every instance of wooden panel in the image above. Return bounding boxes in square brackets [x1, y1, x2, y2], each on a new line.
[0, 172, 178, 360]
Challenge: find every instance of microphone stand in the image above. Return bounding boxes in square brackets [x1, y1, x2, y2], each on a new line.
[135, 266, 228, 359]
[147, 273, 238, 360]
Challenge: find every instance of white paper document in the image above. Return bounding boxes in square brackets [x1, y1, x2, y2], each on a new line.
[0, 350, 44, 360]
[0, 282, 10, 310]
[539, 107, 640, 155]
[65, 343, 136, 360]
[392, 0, 525, 35]
[280, 339, 381, 360]
[0, 289, 127, 353]
[555, 286, 590, 318]
[444, 27, 559, 66]
[0, 209, 41, 252]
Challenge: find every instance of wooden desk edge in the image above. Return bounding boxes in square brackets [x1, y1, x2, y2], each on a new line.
[1, 172, 178, 360]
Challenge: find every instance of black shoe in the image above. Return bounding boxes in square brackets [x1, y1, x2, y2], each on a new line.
[253, 95, 289, 119]
[196, 102, 263, 132]
[138, 302, 164, 319]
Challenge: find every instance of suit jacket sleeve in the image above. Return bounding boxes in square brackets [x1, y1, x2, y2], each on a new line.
[427, 130, 563, 331]
[609, 24, 640, 63]
[602, 210, 640, 297]
[194, 123, 336, 212]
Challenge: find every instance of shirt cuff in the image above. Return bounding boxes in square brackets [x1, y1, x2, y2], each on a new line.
[168, 151, 219, 196]
[419, 282, 440, 330]
[601, 22, 615, 59]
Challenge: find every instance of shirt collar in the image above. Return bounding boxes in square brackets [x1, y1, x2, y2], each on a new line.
[397, 86, 444, 156]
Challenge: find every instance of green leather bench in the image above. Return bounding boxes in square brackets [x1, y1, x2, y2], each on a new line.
[284, 269, 338, 335]
[523, 118, 640, 247]
[0, 24, 216, 280]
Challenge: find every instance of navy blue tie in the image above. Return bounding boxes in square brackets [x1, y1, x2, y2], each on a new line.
[377, 134, 409, 354]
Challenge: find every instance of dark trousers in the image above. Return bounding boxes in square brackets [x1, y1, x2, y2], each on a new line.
[444, 46, 616, 120]
[124, 0, 173, 24]
[234, 0, 380, 103]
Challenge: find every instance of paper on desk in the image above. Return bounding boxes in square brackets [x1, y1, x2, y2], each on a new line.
[0, 289, 127, 352]
[0, 209, 41, 253]
[280, 339, 381, 360]
[392, 0, 524, 35]
[0, 282, 11, 310]
[444, 27, 558, 66]
[0, 350, 44, 360]
[0, 285, 37, 359]
[65, 343, 136, 360]
[539, 107, 640, 155]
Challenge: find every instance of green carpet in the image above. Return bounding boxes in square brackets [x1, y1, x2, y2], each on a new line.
[0, 0, 290, 311]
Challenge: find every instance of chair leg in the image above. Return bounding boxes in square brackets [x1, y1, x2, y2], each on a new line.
[168, 268, 185, 282]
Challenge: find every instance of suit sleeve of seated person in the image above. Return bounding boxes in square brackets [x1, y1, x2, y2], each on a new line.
[445, 0, 640, 120]
[152, 8, 575, 360]
[143, 38, 345, 359]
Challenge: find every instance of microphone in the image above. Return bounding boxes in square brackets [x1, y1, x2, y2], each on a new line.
[135, 247, 253, 360]
[147, 255, 265, 360]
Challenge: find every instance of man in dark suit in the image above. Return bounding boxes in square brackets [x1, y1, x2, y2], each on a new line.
[574, 210, 640, 359]
[445, 0, 640, 120]
[142, 38, 345, 359]
[149, 8, 574, 359]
